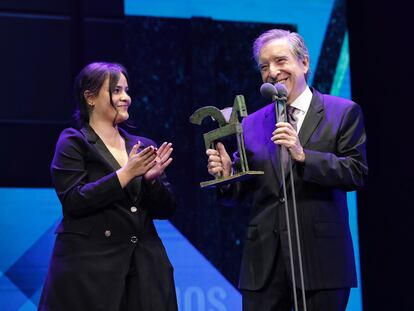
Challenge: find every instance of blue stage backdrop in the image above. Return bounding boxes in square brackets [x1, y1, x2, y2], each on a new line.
[0, 0, 362, 310]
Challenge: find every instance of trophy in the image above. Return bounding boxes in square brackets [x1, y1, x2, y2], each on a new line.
[189, 95, 264, 188]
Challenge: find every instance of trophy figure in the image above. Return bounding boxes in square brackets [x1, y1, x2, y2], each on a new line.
[189, 95, 264, 188]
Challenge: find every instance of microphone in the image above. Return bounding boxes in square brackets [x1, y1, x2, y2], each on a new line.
[260, 83, 278, 102]
[260, 82, 287, 122]
[274, 83, 288, 102]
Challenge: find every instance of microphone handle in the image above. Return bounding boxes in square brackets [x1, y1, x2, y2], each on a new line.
[274, 96, 287, 123]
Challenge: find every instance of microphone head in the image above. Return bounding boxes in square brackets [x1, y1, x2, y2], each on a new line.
[260, 83, 278, 100]
[274, 83, 288, 98]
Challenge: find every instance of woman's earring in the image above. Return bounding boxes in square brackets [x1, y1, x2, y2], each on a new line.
[88, 102, 94, 107]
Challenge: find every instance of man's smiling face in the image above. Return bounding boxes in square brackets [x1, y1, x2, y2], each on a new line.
[258, 38, 309, 104]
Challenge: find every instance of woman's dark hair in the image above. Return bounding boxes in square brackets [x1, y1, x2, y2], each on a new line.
[73, 62, 129, 126]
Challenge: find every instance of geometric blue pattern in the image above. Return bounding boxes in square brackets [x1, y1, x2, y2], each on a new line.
[157, 221, 242, 310]
[346, 192, 363, 311]
[0, 188, 61, 272]
[0, 188, 242, 311]
[4, 222, 58, 305]
[0, 272, 32, 311]
[0, 188, 61, 311]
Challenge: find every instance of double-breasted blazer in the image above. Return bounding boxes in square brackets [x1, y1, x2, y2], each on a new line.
[39, 125, 177, 311]
[223, 88, 368, 292]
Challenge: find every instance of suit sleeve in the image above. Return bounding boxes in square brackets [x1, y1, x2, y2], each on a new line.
[301, 103, 368, 191]
[141, 175, 177, 219]
[51, 128, 125, 218]
[137, 137, 177, 219]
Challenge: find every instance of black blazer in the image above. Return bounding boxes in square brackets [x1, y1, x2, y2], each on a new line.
[224, 88, 368, 291]
[39, 125, 177, 311]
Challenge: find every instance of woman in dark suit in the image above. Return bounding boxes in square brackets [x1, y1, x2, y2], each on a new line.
[39, 62, 178, 311]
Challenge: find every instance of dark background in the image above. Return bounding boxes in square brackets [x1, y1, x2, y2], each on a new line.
[1, 0, 412, 310]
[347, 1, 414, 310]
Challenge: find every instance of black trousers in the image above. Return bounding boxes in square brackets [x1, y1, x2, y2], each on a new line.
[242, 247, 350, 311]
[39, 234, 177, 311]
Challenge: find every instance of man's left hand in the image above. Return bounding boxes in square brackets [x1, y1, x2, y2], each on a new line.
[271, 122, 305, 162]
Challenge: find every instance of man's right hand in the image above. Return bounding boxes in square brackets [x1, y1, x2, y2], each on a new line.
[206, 142, 232, 178]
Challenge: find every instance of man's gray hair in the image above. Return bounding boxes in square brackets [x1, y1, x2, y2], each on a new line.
[253, 29, 310, 80]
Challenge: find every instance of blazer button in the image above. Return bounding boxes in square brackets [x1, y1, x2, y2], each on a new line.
[130, 236, 138, 243]
[104, 230, 111, 237]
[279, 197, 285, 203]
[130, 206, 138, 213]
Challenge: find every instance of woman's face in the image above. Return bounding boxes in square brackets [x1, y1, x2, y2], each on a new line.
[88, 73, 131, 125]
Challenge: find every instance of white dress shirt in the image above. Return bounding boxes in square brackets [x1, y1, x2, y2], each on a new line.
[278, 86, 312, 133]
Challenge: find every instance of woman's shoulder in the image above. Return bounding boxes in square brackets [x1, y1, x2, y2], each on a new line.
[55, 127, 88, 151]
[57, 127, 86, 142]
[59, 127, 82, 136]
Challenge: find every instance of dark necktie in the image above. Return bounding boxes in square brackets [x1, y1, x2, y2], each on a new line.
[281, 105, 299, 173]
[287, 105, 298, 131]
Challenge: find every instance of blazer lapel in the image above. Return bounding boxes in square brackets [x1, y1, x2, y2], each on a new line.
[80, 125, 121, 172]
[118, 127, 136, 156]
[80, 125, 145, 203]
[298, 88, 324, 147]
[282, 89, 324, 178]
[118, 127, 144, 203]
[264, 89, 324, 192]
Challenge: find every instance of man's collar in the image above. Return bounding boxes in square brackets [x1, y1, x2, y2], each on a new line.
[290, 85, 312, 112]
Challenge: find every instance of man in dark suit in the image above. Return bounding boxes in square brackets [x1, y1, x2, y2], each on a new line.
[206, 29, 368, 311]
